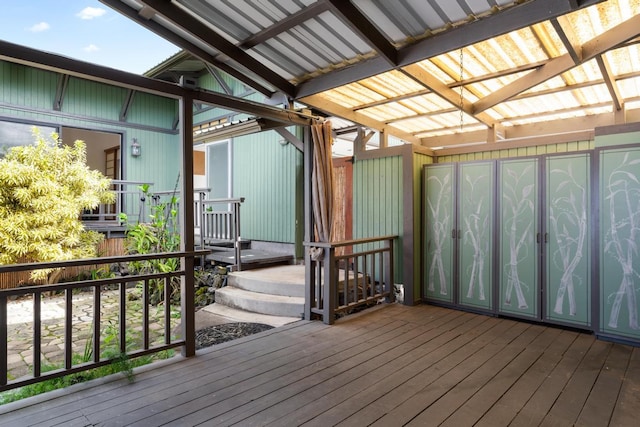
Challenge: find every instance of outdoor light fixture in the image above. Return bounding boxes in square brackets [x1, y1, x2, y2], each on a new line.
[131, 138, 141, 157]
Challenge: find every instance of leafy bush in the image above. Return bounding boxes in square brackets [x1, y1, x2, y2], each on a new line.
[0, 129, 115, 283]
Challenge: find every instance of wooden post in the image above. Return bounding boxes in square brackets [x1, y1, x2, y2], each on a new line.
[180, 92, 196, 358]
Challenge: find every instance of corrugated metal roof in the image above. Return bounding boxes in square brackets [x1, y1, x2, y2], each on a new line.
[105, 0, 640, 151]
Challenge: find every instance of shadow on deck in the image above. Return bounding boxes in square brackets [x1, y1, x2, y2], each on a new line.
[1, 304, 638, 426]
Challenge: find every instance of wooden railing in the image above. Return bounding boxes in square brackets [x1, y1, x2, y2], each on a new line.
[198, 197, 245, 270]
[81, 180, 152, 228]
[304, 236, 396, 325]
[0, 251, 208, 392]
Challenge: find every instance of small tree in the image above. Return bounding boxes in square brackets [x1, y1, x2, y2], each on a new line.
[0, 129, 115, 283]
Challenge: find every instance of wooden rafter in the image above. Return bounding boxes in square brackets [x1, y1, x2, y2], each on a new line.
[323, 0, 398, 66]
[300, 94, 420, 144]
[402, 64, 496, 127]
[550, 16, 583, 64]
[100, 0, 274, 97]
[596, 54, 624, 111]
[473, 13, 640, 114]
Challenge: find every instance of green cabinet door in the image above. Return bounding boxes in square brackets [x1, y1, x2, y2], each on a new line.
[424, 164, 455, 303]
[599, 146, 640, 340]
[545, 153, 591, 327]
[458, 161, 495, 311]
[498, 158, 539, 318]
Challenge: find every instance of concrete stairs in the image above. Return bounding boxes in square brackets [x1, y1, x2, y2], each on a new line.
[204, 265, 305, 325]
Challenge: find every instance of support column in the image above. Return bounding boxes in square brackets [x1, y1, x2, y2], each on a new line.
[179, 92, 196, 357]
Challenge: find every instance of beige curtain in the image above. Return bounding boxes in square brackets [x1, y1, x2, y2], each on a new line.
[310, 121, 334, 260]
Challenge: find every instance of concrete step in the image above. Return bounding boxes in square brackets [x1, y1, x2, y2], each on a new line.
[228, 265, 305, 297]
[200, 304, 301, 327]
[215, 286, 305, 318]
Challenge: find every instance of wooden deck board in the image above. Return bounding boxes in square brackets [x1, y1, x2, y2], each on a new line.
[474, 329, 579, 426]
[1, 304, 638, 427]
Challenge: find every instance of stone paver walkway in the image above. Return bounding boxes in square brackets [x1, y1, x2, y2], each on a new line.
[6, 289, 181, 381]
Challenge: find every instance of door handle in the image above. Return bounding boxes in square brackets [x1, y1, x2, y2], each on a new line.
[536, 233, 541, 244]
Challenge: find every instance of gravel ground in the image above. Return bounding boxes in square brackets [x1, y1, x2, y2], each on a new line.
[195, 322, 273, 349]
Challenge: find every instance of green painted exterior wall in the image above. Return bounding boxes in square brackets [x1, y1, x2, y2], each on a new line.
[0, 59, 181, 218]
[412, 151, 434, 302]
[352, 155, 404, 283]
[231, 129, 303, 245]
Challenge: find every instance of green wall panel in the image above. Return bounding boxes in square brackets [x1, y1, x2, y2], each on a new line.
[353, 155, 403, 283]
[458, 161, 495, 311]
[423, 164, 455, 303]
[599, 146, 640, 339]
[498, 158, 539, 318]
[413, 152, 434, 300]
[232, 130, 302, 244]
[545, 153, 591, 327]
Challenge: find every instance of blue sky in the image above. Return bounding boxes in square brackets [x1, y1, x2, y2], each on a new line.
[0, 1, 181, 74]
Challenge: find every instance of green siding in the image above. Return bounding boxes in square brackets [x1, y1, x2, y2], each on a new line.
[412, 152, 433, 300]
[0, 59, 180, 197]
[353, 155, 403, 282]
[232, 130, 302, 243]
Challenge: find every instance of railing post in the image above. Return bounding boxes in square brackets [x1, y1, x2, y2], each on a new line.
[234, 199, 243, 271]
[199, 191, 206, 250]
[385, 238, 394, 303]
[0, 295, 7, 387]
[323, 246, 336, 325]
[304, 248, 314, 321]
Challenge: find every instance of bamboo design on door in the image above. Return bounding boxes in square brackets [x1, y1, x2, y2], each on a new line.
[501, 163, 535, 311]
[603, 152, 640, 330]
[549, 162, 588, 317]
[461, 171, 490, 302]
[425, 167, 453, 299]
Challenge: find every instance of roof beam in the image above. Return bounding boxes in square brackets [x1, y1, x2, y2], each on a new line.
[241, 2, 331, 49]
[0, 39, 313, 127]
[53, 74, 69, 111]
[100, 0, 274, 96]
[0, 39, 183, 98]
[296, 0, 604, 98]
[117, 0, 294, 97]
[300, 94, 420, 144]
[323, 0, 398, 65]
[596, 54, 623, 111]
[550, 16, 583, 63]
[402, 64, 496, 127]
[119, 89, 136, 121]
[473, 13, 640, 114]
[204, 64, 233, 95]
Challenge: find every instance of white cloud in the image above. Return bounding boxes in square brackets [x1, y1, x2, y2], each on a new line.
[83, 44, 100, 53]
[28, 22, 50, 32]
[76, 7, 107, 20]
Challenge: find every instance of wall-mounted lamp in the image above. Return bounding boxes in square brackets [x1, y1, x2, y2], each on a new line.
[131, 138, 141, 157]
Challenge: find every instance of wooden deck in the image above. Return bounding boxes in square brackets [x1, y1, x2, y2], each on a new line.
[1, 304, 639, 426]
